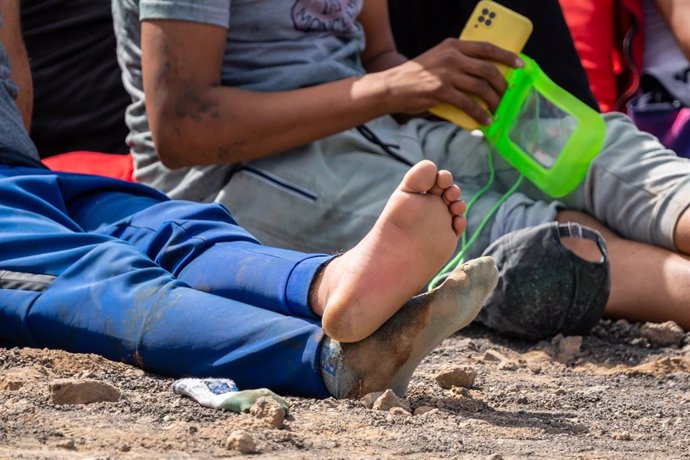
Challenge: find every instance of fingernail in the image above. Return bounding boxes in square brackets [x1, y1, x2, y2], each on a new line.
[515, 57, 524, 67]
[485, 117, 493, 125]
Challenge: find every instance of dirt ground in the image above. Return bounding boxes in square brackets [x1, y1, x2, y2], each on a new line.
[1, 319, 689, 460]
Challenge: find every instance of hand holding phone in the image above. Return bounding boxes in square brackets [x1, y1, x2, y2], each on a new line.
[429, 1, 533, 130]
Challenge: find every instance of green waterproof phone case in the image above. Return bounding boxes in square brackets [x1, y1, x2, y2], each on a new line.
[481, 54, 606, 198]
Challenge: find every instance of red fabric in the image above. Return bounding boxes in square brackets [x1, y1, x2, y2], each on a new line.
[43, 151, 135, 182]
[559, 0, 644, 112]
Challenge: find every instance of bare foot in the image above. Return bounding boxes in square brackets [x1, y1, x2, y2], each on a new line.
[313, 160, 467, 343]
[320, 256, 499, 398]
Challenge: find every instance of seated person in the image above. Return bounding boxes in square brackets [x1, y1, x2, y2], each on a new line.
[0, 0, 498, 399]
[111, 0, 690, 330]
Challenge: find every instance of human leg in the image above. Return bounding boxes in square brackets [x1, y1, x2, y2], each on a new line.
[563, 113, 690, 251]
[0, 166, 496, 398]
[0, 168, 328, 396]
[415, 115, 690, 331]
[558, 210, 690, 329]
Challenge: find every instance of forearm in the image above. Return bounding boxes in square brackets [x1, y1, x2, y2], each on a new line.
[363, 48, 408, 73]
[152, 73, 394, 168]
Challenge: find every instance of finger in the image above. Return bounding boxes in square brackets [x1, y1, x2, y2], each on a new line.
[452, 73, 502, 112]
[456, 40, 523, 69]
[456, 55, 508, 98]
[439, 88, 492, 125]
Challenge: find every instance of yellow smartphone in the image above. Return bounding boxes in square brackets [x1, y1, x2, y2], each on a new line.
[429, 1, 533, 130]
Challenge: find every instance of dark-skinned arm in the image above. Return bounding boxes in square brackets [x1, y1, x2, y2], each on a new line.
[142, 0, 520, 168]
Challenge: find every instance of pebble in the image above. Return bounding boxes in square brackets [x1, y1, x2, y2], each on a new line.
[389, 407, 412, 417]
[250, 397, 286, 429]
[360, 391, 384, 410]
[552, 334, 583, 362]
[611, 431, 633, 441]
[498, 361, 518, 371]
[49, 379, 121, 405]
[55, 439, 76, 450]
[482, 349, 508, 362]
[371, 389, 411, 413]
[435, 365, 477, 389]
[226, 430, 258, 454]
[640, 321, 684, 347]
[413, 406, 437, 416]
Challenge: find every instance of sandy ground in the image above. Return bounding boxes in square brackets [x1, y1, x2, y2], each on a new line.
[1, 319, 689, 459]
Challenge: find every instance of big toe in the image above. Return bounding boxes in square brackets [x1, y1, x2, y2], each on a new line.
[400, 160, 438, 193]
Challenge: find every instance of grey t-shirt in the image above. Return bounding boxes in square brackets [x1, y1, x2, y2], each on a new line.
[0, 15, 43, 168]
[112, 0, 366, 200]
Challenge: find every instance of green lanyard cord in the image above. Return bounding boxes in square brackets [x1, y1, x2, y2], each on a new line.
[427, 144, 524, 290]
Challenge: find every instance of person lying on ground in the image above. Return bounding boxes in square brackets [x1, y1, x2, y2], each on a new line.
[0, 0, 499, 399]
[111, 0, 690, 332]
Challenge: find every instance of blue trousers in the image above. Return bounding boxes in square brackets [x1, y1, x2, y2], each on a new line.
[0, 166, 332, 397]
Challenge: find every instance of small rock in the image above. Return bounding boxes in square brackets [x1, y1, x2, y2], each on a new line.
[55, 439, 76, 450]
[615, 319, 630, 328]
[226, 430, 257, 454]
[553, 335, 583, 362]
[630, 337, 649, 347]
[389, 407, 412, 417]
[555, 388, 567, 396]
[640, 321, 684, 347]
[435, 365, 477, 389]
[50, 379, 121, 405]
[450, 387, 471, 398]
[120, 444, 131, 452]
[482, 349, 508, 362]
[413, 406, 437, 416]
[360, 391, 384, 409]
[372, 389, 411, 412]
[250, 397, 286, 429]
[498, 361, 518, 371]
[0, 380, 24, 391]
[487, 455, 504, 460]
[611, 431, 633, 441]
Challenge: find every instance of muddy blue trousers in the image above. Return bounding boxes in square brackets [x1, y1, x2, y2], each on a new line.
[0, 165, 331, 397]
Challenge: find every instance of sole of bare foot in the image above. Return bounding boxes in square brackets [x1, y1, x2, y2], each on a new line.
[314, 160, 467, 343]
[320, 256, 499, 399]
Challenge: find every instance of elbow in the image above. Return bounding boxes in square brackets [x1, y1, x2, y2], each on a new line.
[150, 116, 196, 169]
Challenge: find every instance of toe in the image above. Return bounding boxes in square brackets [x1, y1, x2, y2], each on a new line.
[449, 199, 466, 217]
[400, 160, 438, 193]
[452, 216, 467, 236]
[443, 184, 461, 203]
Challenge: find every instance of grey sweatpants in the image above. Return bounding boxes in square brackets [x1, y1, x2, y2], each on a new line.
[217, 113, 690, 258]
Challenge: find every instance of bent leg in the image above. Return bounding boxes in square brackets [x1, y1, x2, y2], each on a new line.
[558, 210, 690, 329]
[566, 113, 690, 251]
